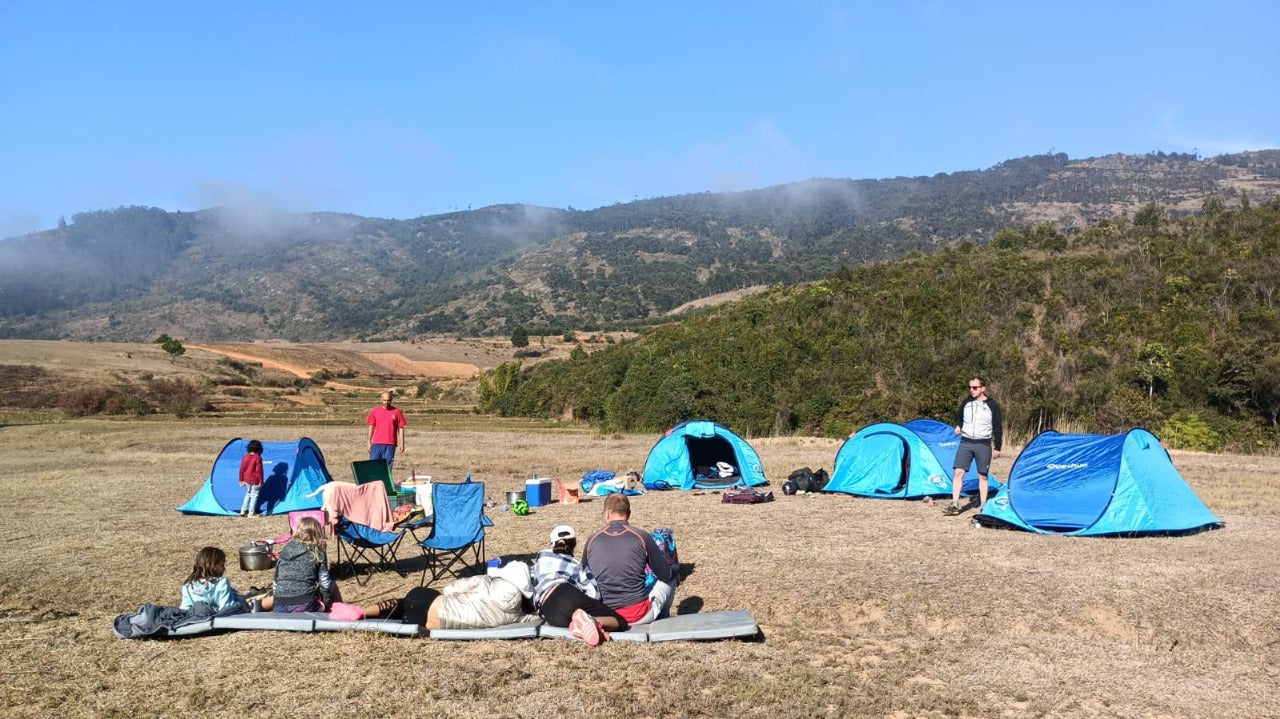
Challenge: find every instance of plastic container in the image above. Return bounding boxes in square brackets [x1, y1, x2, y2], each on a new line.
[404, 475, 433, 515]
[525, 477, 552, 507]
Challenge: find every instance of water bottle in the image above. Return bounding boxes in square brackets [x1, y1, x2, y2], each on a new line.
[465, 473, 472, 483]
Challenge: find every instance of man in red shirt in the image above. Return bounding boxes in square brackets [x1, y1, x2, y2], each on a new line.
[366, 390, 407, 470]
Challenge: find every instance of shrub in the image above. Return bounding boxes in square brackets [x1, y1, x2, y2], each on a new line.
[1160, 413, 1223, 452]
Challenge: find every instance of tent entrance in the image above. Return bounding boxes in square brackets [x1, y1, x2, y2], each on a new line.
[684, 435, 740, 485]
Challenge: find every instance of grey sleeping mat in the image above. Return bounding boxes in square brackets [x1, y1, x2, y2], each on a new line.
[539, 610, 759, 643]
[211, 611, 424, 636]
[129, 610, 757, 642]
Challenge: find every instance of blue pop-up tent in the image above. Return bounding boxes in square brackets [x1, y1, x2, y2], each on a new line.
[642, 420, 768, 490]
[178, 438, 332, 516]
[976, 429, 1222, 536]
[823, 418, 1001, 499]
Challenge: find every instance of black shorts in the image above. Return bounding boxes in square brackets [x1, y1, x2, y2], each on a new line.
[954, 437, 993, 475]
[539, 583, 628, 631]
[389, 586, 441, 626]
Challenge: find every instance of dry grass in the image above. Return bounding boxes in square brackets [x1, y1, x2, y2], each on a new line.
[1, 420, 1278, 719]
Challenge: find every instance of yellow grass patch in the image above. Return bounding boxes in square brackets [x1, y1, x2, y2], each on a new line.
[1, 420, 1277, 718]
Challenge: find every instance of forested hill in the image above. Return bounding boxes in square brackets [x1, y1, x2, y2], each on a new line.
[477, 201, 1280, 451]
[2, 150, 1279, 341]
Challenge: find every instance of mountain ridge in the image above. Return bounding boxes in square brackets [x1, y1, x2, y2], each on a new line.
[2, 150, 1278, 341]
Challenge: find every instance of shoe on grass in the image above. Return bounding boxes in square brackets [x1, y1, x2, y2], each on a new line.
[569, 608, 604, 646]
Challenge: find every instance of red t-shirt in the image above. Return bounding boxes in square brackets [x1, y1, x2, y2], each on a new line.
[239, 452, 263, 486]
[366, 406, 407, 445]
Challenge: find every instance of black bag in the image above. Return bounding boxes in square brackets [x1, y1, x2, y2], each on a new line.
[787, 466, 828, 493]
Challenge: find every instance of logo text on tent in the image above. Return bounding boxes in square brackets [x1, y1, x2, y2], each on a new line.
[1046, 463, 1089, 470]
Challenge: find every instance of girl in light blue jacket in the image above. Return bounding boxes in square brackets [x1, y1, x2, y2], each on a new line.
[179, 547, 244, 611]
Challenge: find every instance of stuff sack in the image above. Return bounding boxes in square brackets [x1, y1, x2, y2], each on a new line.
[721, 489, 774, 504]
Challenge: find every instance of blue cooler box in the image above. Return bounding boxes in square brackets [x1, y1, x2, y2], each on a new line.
[525, 477, 552, 507]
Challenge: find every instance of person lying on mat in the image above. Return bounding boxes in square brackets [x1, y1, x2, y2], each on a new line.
[583, 493, 676, 627]
[363, 561, 534, 630]
[533, 524, 627, 646]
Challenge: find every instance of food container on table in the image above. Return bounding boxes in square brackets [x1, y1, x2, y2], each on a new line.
[406, 476, 433, 515]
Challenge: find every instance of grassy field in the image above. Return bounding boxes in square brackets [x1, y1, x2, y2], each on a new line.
[1, 417, 1277, 718]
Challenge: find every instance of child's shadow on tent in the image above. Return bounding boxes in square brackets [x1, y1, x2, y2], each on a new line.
[257, 463, 290, 511]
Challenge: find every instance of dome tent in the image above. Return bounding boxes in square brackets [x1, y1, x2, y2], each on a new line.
[976, 429, 1222, 536]
[823, 418, 1001, 499]
[178, 437, 332, 516]
[642, 420, 768, 490]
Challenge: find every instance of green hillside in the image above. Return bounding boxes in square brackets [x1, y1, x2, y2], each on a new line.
[478, 200, 1280, 451]
[3, 151, 1279, 341]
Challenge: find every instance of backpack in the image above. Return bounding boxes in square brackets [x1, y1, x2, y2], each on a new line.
[787, 466, 828, 493]
[644, 527, 680, 589]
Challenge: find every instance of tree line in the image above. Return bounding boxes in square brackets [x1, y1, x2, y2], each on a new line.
[478, 200, 1280, 452]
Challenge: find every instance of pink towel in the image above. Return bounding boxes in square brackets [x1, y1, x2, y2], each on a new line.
[328, 602, 366, 621]
[330, 482, 395, 532]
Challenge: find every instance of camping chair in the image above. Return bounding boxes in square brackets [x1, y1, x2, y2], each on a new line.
[288, 510, 327, 533]
[557, 478, 580, 505]
[417, 481, 486, 586]
[334, 517, 406, 586]
[351, 459, 396, 496]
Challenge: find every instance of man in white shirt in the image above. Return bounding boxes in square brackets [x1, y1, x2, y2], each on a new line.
[943, 376, 1004, 515]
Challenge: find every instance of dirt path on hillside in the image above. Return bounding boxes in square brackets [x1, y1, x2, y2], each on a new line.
[188, 344, 480, 390]
[187, 344, 370, 391]
[361, 353, 479, 378]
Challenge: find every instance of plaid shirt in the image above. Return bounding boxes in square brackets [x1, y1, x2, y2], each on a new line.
[532, 548, 599, 607]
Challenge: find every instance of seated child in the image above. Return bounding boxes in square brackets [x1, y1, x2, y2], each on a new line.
[180, 546, 245, 612]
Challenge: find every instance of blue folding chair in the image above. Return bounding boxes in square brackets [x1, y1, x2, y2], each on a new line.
[417, 481, 486, 586]
[334, 518, 405, 586]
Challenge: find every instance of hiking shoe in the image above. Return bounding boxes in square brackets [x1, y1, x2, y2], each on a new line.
[941, 503, 962, 516]
[569, 608, 603, 646]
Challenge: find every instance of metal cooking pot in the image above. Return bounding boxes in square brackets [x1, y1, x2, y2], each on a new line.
[506, 490, 526, 506]
[239, 544, 276, 572]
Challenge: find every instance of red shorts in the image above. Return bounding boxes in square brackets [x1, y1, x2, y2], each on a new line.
[615, 598, 652, 624]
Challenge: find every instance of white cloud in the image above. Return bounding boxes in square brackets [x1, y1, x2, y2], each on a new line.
[1156, 113, 1275, 156]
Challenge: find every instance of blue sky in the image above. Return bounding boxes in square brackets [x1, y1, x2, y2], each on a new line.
[2, 1, 1277, 238]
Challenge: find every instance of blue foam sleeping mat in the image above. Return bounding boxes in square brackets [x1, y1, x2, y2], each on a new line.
[154, 610, 758, 641]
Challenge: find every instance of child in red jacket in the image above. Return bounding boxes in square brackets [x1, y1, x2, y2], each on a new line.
[239, 439, 264, 517]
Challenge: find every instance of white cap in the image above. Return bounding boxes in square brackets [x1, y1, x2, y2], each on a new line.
[549, 524, 576, 542]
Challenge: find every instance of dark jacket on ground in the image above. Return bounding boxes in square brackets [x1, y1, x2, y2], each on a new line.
[112, 600, 244, 639]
